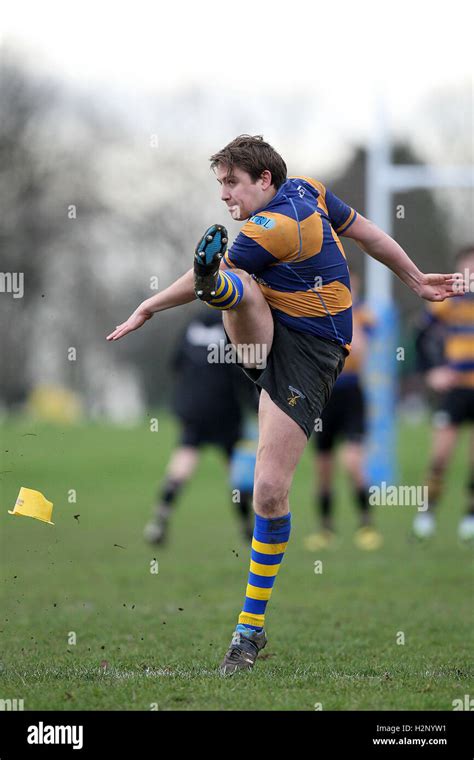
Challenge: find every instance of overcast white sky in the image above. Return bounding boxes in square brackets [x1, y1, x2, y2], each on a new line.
[2, 0, 473, 170]
[3, 1, 472, 103]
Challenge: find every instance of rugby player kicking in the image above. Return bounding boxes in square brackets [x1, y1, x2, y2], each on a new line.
[107, 135, 464, 675]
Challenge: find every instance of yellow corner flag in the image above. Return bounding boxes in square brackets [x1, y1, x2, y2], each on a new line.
[8, 487, 54, 525]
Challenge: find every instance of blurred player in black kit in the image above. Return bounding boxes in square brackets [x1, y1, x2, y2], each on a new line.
[144, 309, 255, 544]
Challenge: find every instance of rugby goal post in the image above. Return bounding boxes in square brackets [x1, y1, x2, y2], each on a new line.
[365, 112, 473, 485]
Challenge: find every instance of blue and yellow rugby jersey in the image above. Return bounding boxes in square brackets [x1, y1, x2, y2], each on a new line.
[223, 176, 356, 351]
[336, 301, 376, 387]
[424, 293, 474, 388]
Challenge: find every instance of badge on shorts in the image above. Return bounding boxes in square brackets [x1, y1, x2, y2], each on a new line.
[287, 385, 306, 407]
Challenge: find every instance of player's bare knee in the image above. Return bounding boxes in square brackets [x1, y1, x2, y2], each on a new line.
[253, 476, 288, 516]
[229, 268, 251, 284]
[226, 268, 264, 306]
[342, 446, 362, 477]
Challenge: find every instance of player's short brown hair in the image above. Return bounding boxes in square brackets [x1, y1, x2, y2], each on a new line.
[210, 134, 287, 190]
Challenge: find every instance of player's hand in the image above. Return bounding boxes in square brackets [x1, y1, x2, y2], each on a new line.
[425, 366, 458, 392]
[417, 272, 466, 301]
[106, 308, 152, 341]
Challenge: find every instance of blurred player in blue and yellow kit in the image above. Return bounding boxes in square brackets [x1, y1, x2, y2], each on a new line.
[414, 246, 474, 541]
[304, 273, 383, 552]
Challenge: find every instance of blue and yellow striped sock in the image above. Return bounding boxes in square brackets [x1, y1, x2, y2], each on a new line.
[205, 271, 244, 310]
[238, 512, 291, 631]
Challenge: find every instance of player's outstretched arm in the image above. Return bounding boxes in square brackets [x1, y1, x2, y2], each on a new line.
[106, 268, 196, 341]
[342, 214, 465, 302]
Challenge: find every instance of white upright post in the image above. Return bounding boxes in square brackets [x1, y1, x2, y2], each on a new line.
[365, 104, 398, 486]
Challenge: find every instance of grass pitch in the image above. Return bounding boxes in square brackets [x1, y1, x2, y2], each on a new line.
[0, 415, 473, 710]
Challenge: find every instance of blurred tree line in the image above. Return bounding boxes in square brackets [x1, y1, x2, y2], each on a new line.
[0, 51, 471, 415]
[326, 146, 455, 297]
[0, 52, 220, 417]
[317, 146, 468, 379]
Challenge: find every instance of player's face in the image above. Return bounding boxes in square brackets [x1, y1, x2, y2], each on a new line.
[215, 164, 268, 221]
